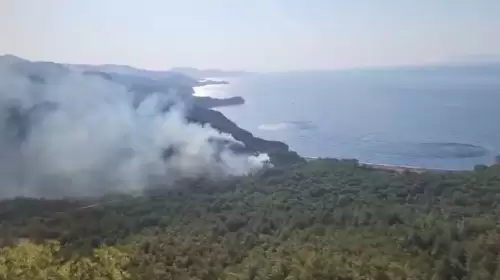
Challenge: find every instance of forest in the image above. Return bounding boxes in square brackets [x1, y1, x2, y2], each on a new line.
[1, 158, 500, 279]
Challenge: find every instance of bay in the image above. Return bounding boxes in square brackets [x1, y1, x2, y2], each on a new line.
[195, 66, 500, 170]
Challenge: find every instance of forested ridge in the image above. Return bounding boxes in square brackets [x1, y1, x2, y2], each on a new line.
[2, 159, 500, 279]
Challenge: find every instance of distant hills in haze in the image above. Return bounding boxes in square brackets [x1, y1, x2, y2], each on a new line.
[68, 64, 250, 85]
[69, 63, 250, 80]
[170, 67, 251, 79]
[0, 54, 250, 83]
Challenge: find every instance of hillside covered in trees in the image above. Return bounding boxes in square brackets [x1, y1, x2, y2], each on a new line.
[1, 159, 500, 279]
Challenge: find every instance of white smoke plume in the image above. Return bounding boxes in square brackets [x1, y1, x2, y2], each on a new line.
[0, 58, 269, 198]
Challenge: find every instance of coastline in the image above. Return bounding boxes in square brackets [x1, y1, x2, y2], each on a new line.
[193, 96, 245, 109]
[195, 79, 230, 87]
[194, 83, 472, 173]
[359, 162, 464, 174]
[194, 80, 497, 173]
[304, 156, 465, 173]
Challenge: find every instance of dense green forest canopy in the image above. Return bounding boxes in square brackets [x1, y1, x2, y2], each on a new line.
[1, 159, 500, 279]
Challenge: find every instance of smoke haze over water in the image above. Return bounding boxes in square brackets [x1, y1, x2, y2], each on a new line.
[0, 57, 268, 198]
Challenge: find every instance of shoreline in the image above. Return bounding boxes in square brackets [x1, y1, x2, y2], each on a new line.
[359, 162, 464, 174]
[195, 79, 230, 87]
[304, 156, 466, 173]
[193, 81, 497, 174]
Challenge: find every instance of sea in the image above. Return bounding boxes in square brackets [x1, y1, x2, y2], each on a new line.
[194, 66, 500, 170]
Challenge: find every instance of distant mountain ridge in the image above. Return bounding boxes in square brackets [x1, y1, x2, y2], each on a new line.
[68, 63, 196, 84]
[170, 67, 251, 79]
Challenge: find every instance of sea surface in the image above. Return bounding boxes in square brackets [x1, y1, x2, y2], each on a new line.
[194, 66, 500, 170]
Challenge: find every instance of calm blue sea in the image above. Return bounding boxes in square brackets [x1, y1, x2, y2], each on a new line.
[194, 66, 500, 170]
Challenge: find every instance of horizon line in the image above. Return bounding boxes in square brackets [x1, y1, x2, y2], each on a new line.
[2, 53, 500, 75]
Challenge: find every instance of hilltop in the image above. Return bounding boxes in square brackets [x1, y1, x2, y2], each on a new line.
[1, 159, 500, 279]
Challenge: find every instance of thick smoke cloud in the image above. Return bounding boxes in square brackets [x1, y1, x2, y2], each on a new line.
[0, 59, 268, 198]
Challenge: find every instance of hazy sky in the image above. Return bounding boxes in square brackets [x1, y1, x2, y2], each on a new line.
[2, 0, 500, 71]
